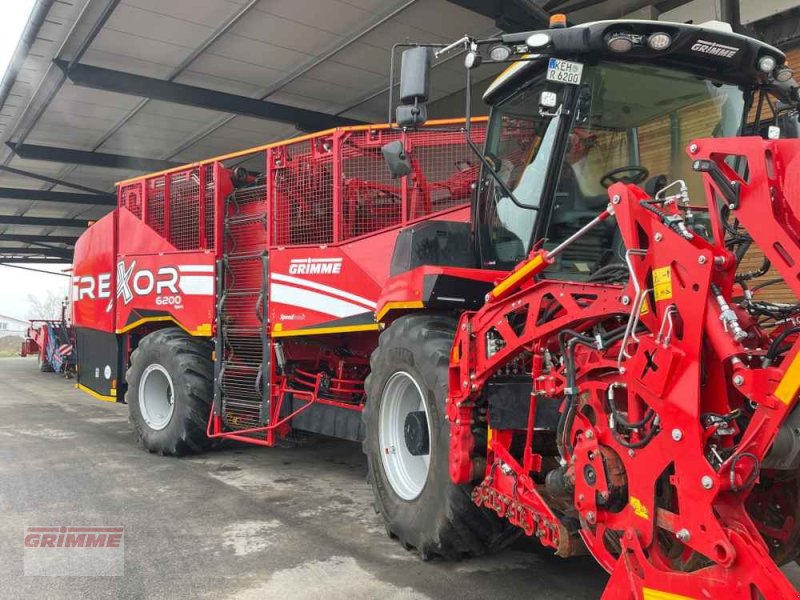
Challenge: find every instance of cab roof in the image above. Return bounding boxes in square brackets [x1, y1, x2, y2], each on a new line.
[483, 20, 791, 105]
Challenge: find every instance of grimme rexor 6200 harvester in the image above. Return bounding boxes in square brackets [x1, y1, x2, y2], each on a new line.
[67, 14, 800, 598]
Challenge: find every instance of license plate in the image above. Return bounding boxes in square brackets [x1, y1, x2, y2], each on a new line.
[546, 58, 583, 85]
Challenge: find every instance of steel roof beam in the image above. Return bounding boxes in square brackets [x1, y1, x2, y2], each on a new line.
[0, 233, 77, 245]
[54, 60, 366, 131]
[7, 141, 181, 172]
[0, 215, 92, 228]
[0, 257, 71, 264]
[0, 187, 115, 205]
[0, 246, 72, 258]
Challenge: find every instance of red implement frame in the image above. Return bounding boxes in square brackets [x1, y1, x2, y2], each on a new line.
[448, 137, 800, 598]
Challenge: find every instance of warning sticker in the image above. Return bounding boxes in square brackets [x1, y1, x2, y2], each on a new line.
[630, 496, 650, 520]
[639, 297, 650, 316]
[653, 266, 673, 302]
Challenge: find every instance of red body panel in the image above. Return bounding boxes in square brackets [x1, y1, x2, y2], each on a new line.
[268, 246, 381, 334]
[72, 211, 116, 332]
[113, 249, 215, 334]
[70, 119, 487, 396]
[448, 137, 800, 598]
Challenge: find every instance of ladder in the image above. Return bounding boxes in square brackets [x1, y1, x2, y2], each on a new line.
[213, 181, 271, 433]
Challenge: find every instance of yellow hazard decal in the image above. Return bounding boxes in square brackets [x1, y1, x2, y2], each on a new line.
[642, 588, 695, 600]
[652, 266, 673, 302]
[775, 350, 800, 405]
[639, 297, 650, 316]
[630, 496, 650, 520]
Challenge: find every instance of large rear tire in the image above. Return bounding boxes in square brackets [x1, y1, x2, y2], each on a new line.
[363, 313, 517, 560]
[126, 327, 213, 456]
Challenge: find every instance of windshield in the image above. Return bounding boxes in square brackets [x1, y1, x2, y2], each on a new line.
[478, 61, 750, 271]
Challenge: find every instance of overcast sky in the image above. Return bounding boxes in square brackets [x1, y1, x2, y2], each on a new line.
[0, 0, 67, 322]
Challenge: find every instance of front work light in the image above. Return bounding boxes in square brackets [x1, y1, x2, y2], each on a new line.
[526, 33, 551, 49]
[776, 66, 794, 82]
[489, 45, 512, 61]
[647, 32, 672, 51]
[758, 55, 777, 73]
[607, 33, 634, 53]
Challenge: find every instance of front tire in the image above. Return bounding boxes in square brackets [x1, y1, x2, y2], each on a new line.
[363, 314, 517, 560]
[126, 327, 213, 456]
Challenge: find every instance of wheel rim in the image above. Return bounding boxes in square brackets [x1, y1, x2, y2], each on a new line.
[379, 371, 432, 501]
[138, 364, 175, 431]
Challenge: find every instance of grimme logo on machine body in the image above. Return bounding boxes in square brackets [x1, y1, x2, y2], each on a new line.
[72, 261, 214, 308]
[690, 39, 739, 58]
[288, 257, 343, 275]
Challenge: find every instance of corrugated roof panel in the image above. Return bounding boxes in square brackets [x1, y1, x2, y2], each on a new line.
[82, 34, 187, 78]
[251, 0, 376, 35]
[181, 52, 286, 89]
[228, 8, 341, 52]
[25, 124, 108, 151]
[290, 59, 386, 93]
[105, 4, 217, 50]
[46, 95, 136, 122]
[392, 0, 495, 37]
[0, 173, 50, 189]
[120, 0, 250, 28]
[322, 41, 395, 75]
[205, 34, 313, 72]
[67, 165, 140, 184]
[7, 158, 76, 176]
[277, 77, 372, 109]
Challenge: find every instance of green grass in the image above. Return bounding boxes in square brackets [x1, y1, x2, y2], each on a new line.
[0, 335, 25, 358]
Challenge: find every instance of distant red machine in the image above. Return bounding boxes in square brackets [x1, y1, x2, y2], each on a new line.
[21, 301, 73, 374]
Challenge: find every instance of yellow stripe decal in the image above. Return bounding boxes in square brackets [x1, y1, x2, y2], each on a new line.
[270, 323, 379, 338]
[76, 383, 117, 403]
[775, 350, 800, 405]
[642, 588, 695, 600]
[491, 254, 544, 299]
[376, 300, 425, 322]
[116, 316, 211, 337]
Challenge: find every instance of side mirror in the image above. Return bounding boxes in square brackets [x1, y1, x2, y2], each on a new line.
[399, 47, 431, 104]
[396, 47, 431, 127]
[381, 140, 412, 179]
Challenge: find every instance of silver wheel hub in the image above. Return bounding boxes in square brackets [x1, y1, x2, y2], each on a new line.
[379, 371, 432, 501]
[138, 364, 175, 431]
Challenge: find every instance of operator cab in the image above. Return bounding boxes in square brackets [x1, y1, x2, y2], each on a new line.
[389, 18, 799, 281]
[479, 56, 750, 279]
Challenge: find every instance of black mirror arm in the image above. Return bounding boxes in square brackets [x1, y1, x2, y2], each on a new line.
[462, 65, 534, 211]
[464, 135, 535, 211]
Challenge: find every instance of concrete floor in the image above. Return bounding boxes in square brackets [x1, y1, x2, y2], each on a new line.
[0, 356, 797, 599]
